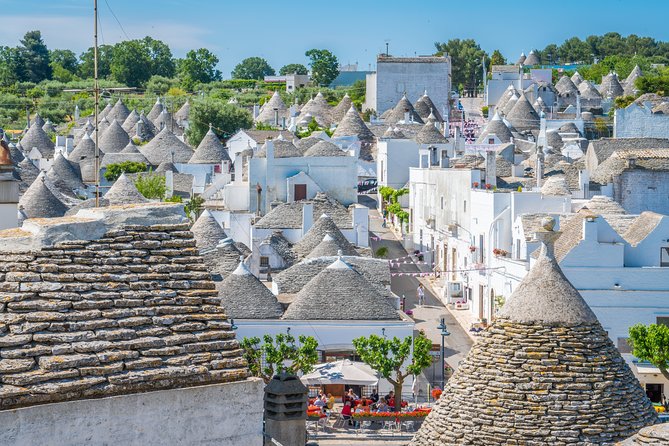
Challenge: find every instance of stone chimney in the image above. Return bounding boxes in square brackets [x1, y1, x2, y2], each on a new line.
[263, 374, 308, 446]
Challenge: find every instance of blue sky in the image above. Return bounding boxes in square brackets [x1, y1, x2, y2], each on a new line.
[1, 0, 668, 77]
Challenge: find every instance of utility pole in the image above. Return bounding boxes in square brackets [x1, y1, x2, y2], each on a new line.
[94, 0, 100, 207]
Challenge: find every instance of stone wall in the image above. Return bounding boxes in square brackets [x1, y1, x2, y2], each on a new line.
[614, 105, 669, 138]
[0, 205, 249, 410]
[616, 170, 669, 215]
[0, 379, 264, 446]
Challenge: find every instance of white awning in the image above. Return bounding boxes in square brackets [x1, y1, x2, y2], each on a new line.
[300, 359, 379, 386]
[635, 363, 663, 375]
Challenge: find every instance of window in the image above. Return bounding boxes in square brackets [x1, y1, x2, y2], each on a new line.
[440, 196, 444, 210]
[463, 200, 467, 213]
[661, 247, 669, 267]
[380, 161, 384, 182]
[479, 234, 484, 263]
[488, 138, 495, 144]
[260, 256, 269, 267]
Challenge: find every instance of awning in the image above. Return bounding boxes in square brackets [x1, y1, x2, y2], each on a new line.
[300, 359, 379, 386]
[635, 364, 663, 375]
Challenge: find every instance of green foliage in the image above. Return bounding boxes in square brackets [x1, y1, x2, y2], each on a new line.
[78, 44, 114, 79]
[49, 49, 79, 82]
[636, 66, 669, 96]
[614, 95, 635, 110]
[165, 195, 183, 203]
[185, 97, 253, 146]
[232, 57, 275, 80]
[348, 79, 366, 108]
[184, 196, 205, 221]
[489, 49, 506, 67]
[305, 49, 339, 86]
[279, 63, 308, 75]
[379, 186, 395, 203]
[435, 39, 486, 91]
[19, 31, 52, 83]
[111, 40, 152, 88]
[353, 333, 432, 411]
[629, 323, 669, 380]
[295, 117, 332, 138]
[134, 171, 166, 199]
[481, 105, 489, 118]
[140, 36, 176, 78]
[0, 46, 24, 87]
[255, 121, 278, 131]
[374, 247, 389, 258]
[145, 75, 178, 96]
[177, 48, 222, 91]
[103, 161, 147, 182]
[240, 334, 319, 384]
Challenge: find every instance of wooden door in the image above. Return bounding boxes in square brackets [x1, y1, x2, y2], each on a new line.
[294, 184, 307, 201]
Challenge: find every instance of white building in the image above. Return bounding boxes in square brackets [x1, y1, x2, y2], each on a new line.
[614, 101, 669, 138]
[365, 55, 452, 117]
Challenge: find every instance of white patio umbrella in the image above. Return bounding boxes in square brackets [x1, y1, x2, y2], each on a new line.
[300, 359, 379, 386]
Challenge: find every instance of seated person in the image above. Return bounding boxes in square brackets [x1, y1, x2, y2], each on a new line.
[326, 393, 335, 410]
[313, 396, 326, 410]
[347, 388, 359, 401]
[341, 400, 353, 425]
[376, 397, 390, 412]
[369, 390, 379, 403]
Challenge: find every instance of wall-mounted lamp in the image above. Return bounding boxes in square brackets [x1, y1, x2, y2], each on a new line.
[230, 319, 238, 330]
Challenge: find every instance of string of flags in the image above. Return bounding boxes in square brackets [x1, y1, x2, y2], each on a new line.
[389, 260, 435, 267]
[390, 266, 505, 277]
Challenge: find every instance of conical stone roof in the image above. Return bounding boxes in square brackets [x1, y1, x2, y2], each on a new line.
[33, 114, 45, 127]
[17, 157, 40, 192]
[104, 172, 147, 205]
[571, 71, 584, 86]
[506, 93, 540, 132]
[304, 140, 345, 157]
[555, 75, 579, 95]
[73, 119, 95, 145]
[46, 153, 85, 192]
[306, 233, 350, 258]
[282, 258, 399, 320]
[476, 113, 513, 143]
[106, 98, 130, 124]
[98, 102, 113, 120]
[382, 126, 406, 139]
[523, 50, 539, 66]
[599, 73, 624, 99]
[384, 95, 424, 125]
[130, 112, 156, 142]
[332, 106, 374, 142]
[139, 127, 194, 166]
[502, 93, 519, 116]
[122, 110, 140, 133]
[331, 94, 353, 123]
[298, 92, 332, 127]
[42, 119, 55, 133]
[256, 91, 288, 124]
[516, 52, 526, 65]
[146, 98, 163, 122]
[415, 121, 447, 144]
[189, 128, 230, 164]
[191, 209, 228, 250]
[217, 261, 283, 319]
[174, 100, 190, 122]
[121, 141, 141, 154]
[410, 219, 657, 446]
[540, 175, 571, 196]
[293, 214, 358, 258]
[18, 174, 69, 219]
[20, 122, 55, 159]
[99, 119, 130, 154]
[496, 87, 518, 112]
[414, 91, 444, 122]
[624, 66, 643, 96]
[579, 81, 603, 100]
[68, 133, 99, 183]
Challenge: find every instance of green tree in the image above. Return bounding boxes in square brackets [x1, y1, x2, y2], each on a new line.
[79, 44, 114, 79]
[140, 36, 176, 78]
[232, 56, 275, 80]
[145, 75, 178, 96]
[540, 44, 559, 64]
[49, 49, 79, 82]
[279, 63, 308, 75]
[489, 50, 506, 67]
[134, 171, 166, 199]
[184, 195, 205, 221]
[558, 37, 593, 63]
[305, 49, 339, 86]
[629, 323, 669, 380]
[185, 97, 252, 146]
[636, 67, 669, 96]
[177, 48, 222, 91]
[434, 39, 486, 92]
[0, 46, 24, 86]
[111, 40, 152, 87]
[240, 334, 319, 384]
[19, 30, 52, 82]
[353, 333, 432, 412]
[103, 161, 147, 182]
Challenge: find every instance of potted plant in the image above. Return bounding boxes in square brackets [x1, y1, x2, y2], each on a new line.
[472, 182, 479, 188]
[469, 246, 476, 253]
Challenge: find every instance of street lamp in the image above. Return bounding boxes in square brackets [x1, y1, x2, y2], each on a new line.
[437, 317, 450, 391]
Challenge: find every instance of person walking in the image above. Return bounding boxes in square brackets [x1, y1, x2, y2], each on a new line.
[417, 284, 425, 306]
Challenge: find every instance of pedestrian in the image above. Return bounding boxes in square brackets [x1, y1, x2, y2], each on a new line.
[417, 284, 425, 306]
[382, 217, 387, 228]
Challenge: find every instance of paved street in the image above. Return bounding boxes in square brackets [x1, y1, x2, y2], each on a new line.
[359, 195, 473, 385]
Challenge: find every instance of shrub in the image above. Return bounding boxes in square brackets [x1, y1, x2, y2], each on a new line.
[134, 171, 166, 199]
[104, 161, 147, 182]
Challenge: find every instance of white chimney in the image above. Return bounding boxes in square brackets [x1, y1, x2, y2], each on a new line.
[302, 203, 314, 236]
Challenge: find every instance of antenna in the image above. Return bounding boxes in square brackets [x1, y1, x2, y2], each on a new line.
[94, 0, 100, 207]
[384, 39, 390, 57]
